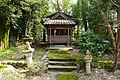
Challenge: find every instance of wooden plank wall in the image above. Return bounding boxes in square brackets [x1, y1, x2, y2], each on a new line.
[49, 35, 70, 44]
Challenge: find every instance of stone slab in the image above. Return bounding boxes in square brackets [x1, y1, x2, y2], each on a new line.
[48, 65, 77, 69]
[49, 61, 75, 64]
[46, 45, 73, 50]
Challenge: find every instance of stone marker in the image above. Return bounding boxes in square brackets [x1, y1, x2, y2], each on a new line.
[84, 50, 93, 74]
[22, 41, 34, 67]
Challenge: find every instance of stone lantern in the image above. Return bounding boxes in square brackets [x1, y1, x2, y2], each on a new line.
[22, 41, 34, 67]
[84, 50, 93, 74]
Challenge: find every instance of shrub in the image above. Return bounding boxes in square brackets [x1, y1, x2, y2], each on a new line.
[79, 30, 110, 58]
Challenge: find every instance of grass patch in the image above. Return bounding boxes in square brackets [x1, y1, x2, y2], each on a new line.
[93, 58, 115, 63]
[57, 74, 78, 80]
[0, 65, 7, 69]
[0, 47, 20, 58]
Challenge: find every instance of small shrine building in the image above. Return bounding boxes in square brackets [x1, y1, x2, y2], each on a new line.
[41, 11, 78, 46]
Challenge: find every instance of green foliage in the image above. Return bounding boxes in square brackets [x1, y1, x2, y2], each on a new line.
[62, 0, 72, 13]
[58, 74, 78, 80]
[0, 0, 50, 49]
[79, 30, 110, 58]
[27, 0, 49, 42]
[49, 0, 74, 13]
[72, 0, 115, 31]
[0, 47, 20, 57]
[0, 0, 23, 49]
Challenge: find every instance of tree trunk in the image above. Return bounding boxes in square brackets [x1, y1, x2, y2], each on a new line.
[113, 8, 120, 72]
[22, 10, 31, 37]
[82, 0, 88, 32]
[113, 27, 120, 72]
[99, 9, 120, 72]
[100, 10, 116, 50]
[83, 16, 88, 31]
[0, 17, 10, 50]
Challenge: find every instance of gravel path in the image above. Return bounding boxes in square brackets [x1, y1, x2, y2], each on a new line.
[48, 69, 120, 80]
[78, 69, 120, 80]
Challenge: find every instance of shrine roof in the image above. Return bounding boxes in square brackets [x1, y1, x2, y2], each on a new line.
[43, 19, 76, 25]
[41, 11, 79, 25]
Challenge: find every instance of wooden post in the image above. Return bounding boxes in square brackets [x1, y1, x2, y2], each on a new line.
[67, 28, 69, 47]
[50, 28, 51, 46]
[47, 28, 49, 43]
[53, 30, 56, 44]
[70, 28, 72, 46]
[43, 29, 46, 42]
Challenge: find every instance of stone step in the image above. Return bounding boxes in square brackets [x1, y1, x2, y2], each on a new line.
[49, 61, 76, 64]
[48, 58, 76, 61]
[49, 61, 76, 66]
[48, 65, 77, 69]
[1, 60, 26, 64]
[1, 60, 27, 69]
[46, 46, 73, 50]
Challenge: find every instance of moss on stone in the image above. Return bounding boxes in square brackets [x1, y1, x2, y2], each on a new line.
[49, 50, 70, 54]
[48, 53, 83, 61]
[57, 74, 78, 80]
[0, 65, 7, 69]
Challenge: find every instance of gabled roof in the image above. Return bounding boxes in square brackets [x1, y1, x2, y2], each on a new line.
[44, 20, 76, 25]
[41, 11, 79, 26]
[46, 11, 74, 20]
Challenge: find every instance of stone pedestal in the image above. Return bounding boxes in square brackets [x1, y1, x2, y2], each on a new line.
[24, 52, 33, 67]
[85, 61, 91, 74]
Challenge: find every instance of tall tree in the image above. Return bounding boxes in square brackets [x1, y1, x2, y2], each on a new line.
[71, 0, 120, 72]
[94, 0, 120, 72]
[109, 0, 120, 72]
[29, 0, 49, 42]
[72, 0, 90, 39]
[81, 0, 89, 31]
[49, 0, 73, 13]
[72, 0, 81, 39]
[0, 0, 50, 49]
[0, 0, 22, 49]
